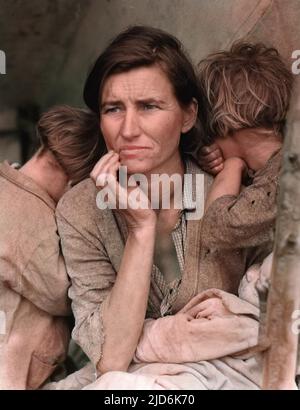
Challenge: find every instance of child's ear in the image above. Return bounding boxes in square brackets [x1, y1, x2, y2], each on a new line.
[181, 98, 198, 133]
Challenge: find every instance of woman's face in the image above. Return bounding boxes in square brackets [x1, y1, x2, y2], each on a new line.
[99, 65, 197, 175]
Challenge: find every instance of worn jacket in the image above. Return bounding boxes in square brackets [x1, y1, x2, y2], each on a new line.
[56, 153, 280, 367]
[0, 162, 71, 390]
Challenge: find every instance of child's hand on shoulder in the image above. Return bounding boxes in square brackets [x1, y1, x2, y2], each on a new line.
[198, 143, 224, 175]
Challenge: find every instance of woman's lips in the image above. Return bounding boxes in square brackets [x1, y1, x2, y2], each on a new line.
[119, 146, 150, 157]
[120, 145, 150, 151]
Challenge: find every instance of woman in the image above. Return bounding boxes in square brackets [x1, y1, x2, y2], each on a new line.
[0, 105, 103, 389]
[53, 26, 277, 389]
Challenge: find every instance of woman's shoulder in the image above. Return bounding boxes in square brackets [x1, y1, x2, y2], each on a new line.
[57, 177, 97, 215]
[56, 177, 114, 231]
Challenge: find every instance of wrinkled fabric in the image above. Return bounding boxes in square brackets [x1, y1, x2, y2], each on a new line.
[44, 261, 271, 390]
[83, 359, 262, 390]
[83, 263, 263, 390]
[82, 254, 298, 391]
[84, 255, 297, 390]
[42, 362, 97, 390]
[133, 290, 259, 365]
[56, 154, 279, 368]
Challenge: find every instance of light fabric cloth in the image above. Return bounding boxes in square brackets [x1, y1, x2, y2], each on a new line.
[44, 262, 265, 390]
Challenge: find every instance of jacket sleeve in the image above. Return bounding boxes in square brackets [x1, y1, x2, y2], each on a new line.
[11, 232, 71, 317]
[201, 167, 279, 249]
[56, 207, 116, 367]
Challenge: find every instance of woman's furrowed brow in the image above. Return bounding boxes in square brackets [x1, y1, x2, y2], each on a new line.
[101, 98, 167, 108]
[136, 97, 166, 105]
[101, 100, 123, 108]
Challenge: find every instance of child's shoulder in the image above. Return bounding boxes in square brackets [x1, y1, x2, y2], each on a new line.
[253, 148, 282, 181]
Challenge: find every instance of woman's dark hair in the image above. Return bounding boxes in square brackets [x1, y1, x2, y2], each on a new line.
[84, 25, 206, 154]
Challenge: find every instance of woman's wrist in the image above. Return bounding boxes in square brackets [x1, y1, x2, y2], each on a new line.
[128, 219, 157, 239]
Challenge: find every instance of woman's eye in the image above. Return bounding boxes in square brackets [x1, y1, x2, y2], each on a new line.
[103, 107, 121, 114]
[143, 104, 158, 111]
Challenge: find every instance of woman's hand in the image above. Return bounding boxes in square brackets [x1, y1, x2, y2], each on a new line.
[90, 151, 157, 374]
[90, 151, 157, 232]
[198, 143, 224, 175]
[185, 297, 231, 319]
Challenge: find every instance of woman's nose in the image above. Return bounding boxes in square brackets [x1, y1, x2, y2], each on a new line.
[120, 109, 140, 139]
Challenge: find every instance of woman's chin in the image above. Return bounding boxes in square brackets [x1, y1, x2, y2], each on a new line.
[120, 159, 153, 175]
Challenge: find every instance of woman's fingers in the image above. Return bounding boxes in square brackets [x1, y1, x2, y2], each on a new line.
[196, 307, 213, 318]
[90, 151, 156, 230]
[96, 164, 119, 187]
[184, 305, 213, 319]
[199, 149, 222, 164]
[107, 160, 121, 181]
[184, 297, 226, 318]
[90, 151, 117, 180]
[199, 143, 219, 155]
[204, 163, 224, 175]
[91, 152, 120, 187]
[198, 143, 224, 176]
[99, 153, 120, 177]
[184, 299, 210, 317]
[206, 156, 223, 168]
[185, 305, 203, 318]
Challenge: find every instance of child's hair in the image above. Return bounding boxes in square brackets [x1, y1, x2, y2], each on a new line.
[198, 41, 294, 142]
[37, 105, 106, 185]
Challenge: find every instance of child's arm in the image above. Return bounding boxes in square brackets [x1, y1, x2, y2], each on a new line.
[201, 151, 281, 249]
[205, 157, 247, 211]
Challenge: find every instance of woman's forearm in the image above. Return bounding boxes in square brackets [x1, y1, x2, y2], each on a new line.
[97, 224, 156, 374]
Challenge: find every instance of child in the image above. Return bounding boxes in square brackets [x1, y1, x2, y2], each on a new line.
[0, 105, 104, 389]
[197, 41, 292, 173]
